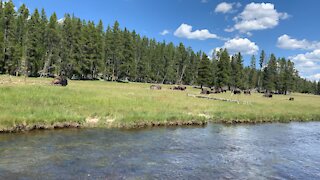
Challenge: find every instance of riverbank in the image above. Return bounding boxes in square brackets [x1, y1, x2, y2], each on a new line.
[1, 75, 320, 133]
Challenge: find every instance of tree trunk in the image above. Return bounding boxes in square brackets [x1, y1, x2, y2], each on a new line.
[178, 65, 187, 85]
[40, 49, 53, 77]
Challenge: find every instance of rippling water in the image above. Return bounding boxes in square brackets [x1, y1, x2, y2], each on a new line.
[0, 123, 320, 179]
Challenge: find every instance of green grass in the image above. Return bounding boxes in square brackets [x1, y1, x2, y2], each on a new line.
[1, 75, 320, 130]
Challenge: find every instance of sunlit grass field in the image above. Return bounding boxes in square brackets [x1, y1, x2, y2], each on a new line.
[1, 75, 320, 130]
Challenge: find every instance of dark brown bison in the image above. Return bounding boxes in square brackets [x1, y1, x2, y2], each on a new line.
[201, 88, 212, 94]
[52, 76, 68, 86]
[221, 86, 228, 93]
[289, 97, 294, 101]
[172, 85, 187, 91]
[244, 90, 251, 95]
[210, 87, 225, 94]
[214, 88, 222, 94]
[150, 85, 162, 90]
[233, 88, 241, 95]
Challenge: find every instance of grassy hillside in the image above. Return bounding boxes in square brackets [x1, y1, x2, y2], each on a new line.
[1, 75, 320, 131]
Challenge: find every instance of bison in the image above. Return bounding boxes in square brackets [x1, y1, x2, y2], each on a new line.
[150, 85, 162, 90]
[201, 88, 212, 94]
[221, 86, 228, 93]
[172, 85, 187, 91]
[52, 76, 68, 86]
[233, 88, 241, 95]
[210, 87, 226, 94]
[244, 90, 251, 95]
[263, 93, 273, 98]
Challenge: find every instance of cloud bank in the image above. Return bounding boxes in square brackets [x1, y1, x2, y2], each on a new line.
[174, 23, 220, 40]
[227, 3, 289, 33]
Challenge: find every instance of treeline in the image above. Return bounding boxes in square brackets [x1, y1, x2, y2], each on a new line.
[0, 1, 319, 94]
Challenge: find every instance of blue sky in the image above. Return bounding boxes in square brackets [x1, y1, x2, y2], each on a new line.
[11, 0, 320, 81]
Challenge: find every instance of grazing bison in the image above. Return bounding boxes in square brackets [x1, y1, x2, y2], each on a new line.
[214, 88, 222, 94]
[52, 76, 68, 86]
[263, 93, 273, 98]
[201, 88, 212, 94]
[289, 97, 294, 101]
[150, 85, 162, 90]
[244, 90, 251, 95]
[233, 88, 241, 95]
[172, 85, 187, 91]
[221, 86, 228, 93]
[210, 87, 225, 94]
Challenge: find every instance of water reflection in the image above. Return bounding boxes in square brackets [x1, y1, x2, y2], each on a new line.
[0, 123, 320, 179]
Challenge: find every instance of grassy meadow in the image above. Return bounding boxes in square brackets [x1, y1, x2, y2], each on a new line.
[1, 75, 320, 131]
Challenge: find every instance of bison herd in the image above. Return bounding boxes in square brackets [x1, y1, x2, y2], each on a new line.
[150, 85, 187, 91]
[145, 84, 294, 101]
[200, 87, 250, 95]
[171, 85, 187, 91]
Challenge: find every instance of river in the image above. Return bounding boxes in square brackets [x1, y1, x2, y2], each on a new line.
[1, 122, 320, 179]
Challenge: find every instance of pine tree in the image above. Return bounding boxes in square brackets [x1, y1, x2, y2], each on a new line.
[184, 50, 198, 85]
[70, 18, 84, 78]
[136, 37, 150, 82]
[2, 0, 17, 74]
[175, 43, 188, 84]
[15, 4, 29, 76]
[95, 20, 104, 79]
[104, 25, 112, 80]
[197, 53, 211, 88]
[263, 54, 277, 92]
[258, 50, 266, 90]
[39, 8, 48, 62]
[27, 9, 42, 77]
[285, 60, 295, 94]
[230, 52, 244, 89]
[60, 14, 77, 78]
[277, 58, 286, 93]
[259, 50, 265, 69]
[156, 41, 166, 83]
[0, 0, 5, 73]
[111, 21, 123, 81]
[40, 12, 60, 77]
[217, 48, 230, 87]
[81, 21, 96, 79]
[121, 28, 135, 80]
[211, 53, 218, 87]
[162, 42, 175, 84]
[249, 55, 257, 89]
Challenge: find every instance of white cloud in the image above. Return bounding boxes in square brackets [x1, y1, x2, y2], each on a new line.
[215, 2, 233, 13]
[217, 38, 259, 55]
[229, 3, 289, 33]
[160, 29, 170, 36]
[306, 73, 320, 81]
[224, 27, 234, 32]
[277, 34, 320, 50]
[174, 23, 220, 40]
[290, 49, 320, 63]
[289, 49, 320, 79]
[201, 0, 208, 3]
